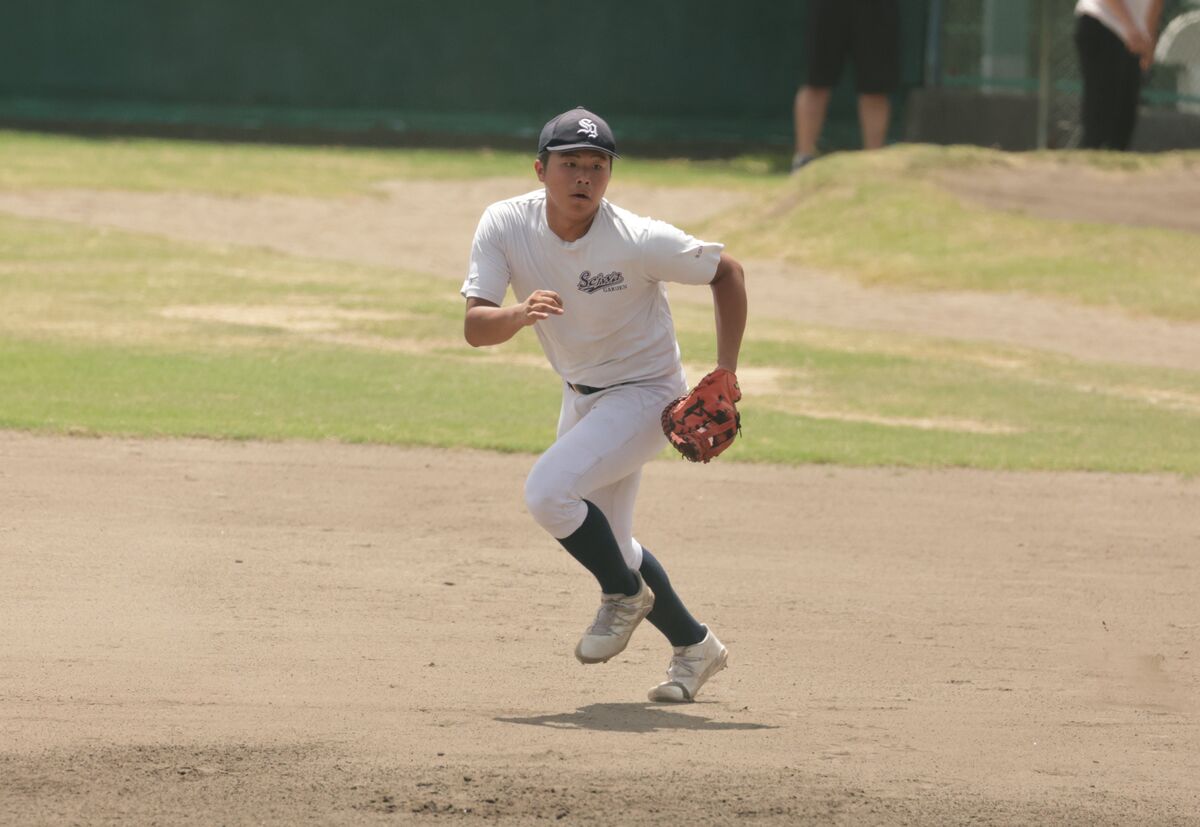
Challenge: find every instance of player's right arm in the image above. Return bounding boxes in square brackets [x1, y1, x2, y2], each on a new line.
[464, 291, 563, 347]
[462, 202, 564, 347]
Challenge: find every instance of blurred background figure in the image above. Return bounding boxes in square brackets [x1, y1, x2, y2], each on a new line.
[1074, 0, 1165, 149]
[792, 0, 901, 171]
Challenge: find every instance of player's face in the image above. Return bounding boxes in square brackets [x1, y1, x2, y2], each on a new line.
[536, 150, 612, 222]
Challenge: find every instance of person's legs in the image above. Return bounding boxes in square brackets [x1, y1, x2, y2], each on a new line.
[795, 0, 849, 166]
[526, 381, 674, 571]
[647, 628, 729, 703]
[1110, 45, 1143, 151]
[525, 384, 642, 595]
[641, 551, 728, 703]
[851, 0, 899, 150]
[795, 86, 833, 161]
[553, 499, 639, 596]
[576, 453, 644, 572]
[638, 548, 706, 647]
[530, 382, 729, 697]
[584, 453, 706, 649]
[560, 498, 656, 665]
[857, 93, 891, 149]
[1075, 14, 1122, 149]
[524, 379, 683, 662]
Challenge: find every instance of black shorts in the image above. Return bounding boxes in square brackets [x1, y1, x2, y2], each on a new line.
[806, 0, 900, 94]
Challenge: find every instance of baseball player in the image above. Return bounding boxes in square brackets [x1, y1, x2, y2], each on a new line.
[461, 107, 747, 703]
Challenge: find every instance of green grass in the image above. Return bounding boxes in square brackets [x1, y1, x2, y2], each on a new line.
[731, 331, 1200, 473]
[0, 129, 778, 195]
[0, 211, 420, 330]
[4, 130, 1197, 319]
[1, 134, 1198, 472]
[4, 316, 1197, 474]
[0, 339, 561, 451]
[712, 145, 1200, 322]
[2, 211, 1198, 473]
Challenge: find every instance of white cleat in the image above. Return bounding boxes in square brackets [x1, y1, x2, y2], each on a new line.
[574, 572, 655, 664]
[647, 628, 728, 703]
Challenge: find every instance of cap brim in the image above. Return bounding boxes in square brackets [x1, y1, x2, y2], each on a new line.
[544, 143, 620, 159]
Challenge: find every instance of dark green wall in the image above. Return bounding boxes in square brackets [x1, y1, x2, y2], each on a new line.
[0, 1, 928, 152]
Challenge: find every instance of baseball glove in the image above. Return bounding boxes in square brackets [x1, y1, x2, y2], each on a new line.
[661, 368, 742, 463]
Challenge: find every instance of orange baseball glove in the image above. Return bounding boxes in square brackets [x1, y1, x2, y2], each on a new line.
[660, 368, 742, 463]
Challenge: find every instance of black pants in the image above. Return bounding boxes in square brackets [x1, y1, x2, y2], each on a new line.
[1074, 13, 1142, 150]
[806, 0, 900, 94]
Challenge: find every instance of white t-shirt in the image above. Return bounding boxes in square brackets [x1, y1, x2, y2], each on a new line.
[462, 189, 723, 388]
[1075, 0, 1154, 39]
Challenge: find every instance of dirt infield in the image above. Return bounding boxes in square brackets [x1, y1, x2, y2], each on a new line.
[2, 433, 1198, 824]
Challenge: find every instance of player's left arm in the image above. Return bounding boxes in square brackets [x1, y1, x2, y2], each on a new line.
[710, 252, 747, 373]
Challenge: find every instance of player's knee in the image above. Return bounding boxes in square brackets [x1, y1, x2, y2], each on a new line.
[523, 473, 578, 534]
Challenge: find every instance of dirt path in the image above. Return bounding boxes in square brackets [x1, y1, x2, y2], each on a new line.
[934, 161, 1200, 236]
[0, 179, 744, 282]
[2, 173, 1200, 372]
[2, 432, 1198, 824]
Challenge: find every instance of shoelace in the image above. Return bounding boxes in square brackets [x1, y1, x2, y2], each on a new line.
[666, 650, 703, 680]
[586, 595, 641, 636]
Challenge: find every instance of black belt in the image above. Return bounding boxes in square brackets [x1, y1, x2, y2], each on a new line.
[568, 380, 633, 395]
[567, 382, 607, 395]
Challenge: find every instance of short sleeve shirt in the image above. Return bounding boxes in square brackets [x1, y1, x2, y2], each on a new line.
[461, 190, 724, 388]
[1075, 0, 1154, 38]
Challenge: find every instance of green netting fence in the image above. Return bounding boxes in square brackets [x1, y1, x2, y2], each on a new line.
[0, 0, 929, 154]
[929, 0, 1198, 148]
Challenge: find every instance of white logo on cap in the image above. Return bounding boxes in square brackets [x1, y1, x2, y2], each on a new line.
[577, 118, 599, 139]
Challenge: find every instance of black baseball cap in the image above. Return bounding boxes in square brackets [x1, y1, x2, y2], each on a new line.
[537, 107, 620, 159]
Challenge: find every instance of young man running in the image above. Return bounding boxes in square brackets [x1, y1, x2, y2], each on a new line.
[461, 107, 747, 702]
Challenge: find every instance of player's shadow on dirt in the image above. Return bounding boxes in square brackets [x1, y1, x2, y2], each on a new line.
[495, 703, 777, 734]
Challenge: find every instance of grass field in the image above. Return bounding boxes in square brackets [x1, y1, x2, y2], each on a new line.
[1, 131, 1198, 473]
[718, 147, 1200, 322]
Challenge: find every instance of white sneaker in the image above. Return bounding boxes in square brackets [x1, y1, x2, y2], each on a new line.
[647, 628, 728, 703]
[574, 572, 655, 664]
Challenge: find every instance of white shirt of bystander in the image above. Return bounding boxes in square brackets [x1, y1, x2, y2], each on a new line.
[1075, 0, 1155, 39]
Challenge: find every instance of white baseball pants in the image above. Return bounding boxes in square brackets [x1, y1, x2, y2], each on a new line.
[524, 372, 687, 570]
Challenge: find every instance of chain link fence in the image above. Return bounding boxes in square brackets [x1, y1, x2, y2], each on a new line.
[930, 0, 1196, 148]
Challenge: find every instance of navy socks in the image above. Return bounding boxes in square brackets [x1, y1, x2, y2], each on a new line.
[556, 501, 707, 647]
[556, 500, 639, 596]
[639, 548, 707, 648]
